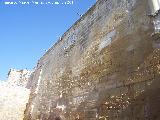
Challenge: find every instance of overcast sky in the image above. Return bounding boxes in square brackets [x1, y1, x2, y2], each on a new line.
[0, 0, 96, 80]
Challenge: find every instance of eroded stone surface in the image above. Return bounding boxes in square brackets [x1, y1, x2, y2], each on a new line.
[24, 0, 160, 120]
[0, 69, 32, 120]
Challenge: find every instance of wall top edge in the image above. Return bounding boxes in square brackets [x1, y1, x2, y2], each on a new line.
[39, 0, 99, 61]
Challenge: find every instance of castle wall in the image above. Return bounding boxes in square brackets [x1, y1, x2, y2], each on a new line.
[0, 69, 32, 120]
[24, 0, 160, 119]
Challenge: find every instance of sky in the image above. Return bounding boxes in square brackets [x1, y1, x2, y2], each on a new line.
[0, 0, 96, 80]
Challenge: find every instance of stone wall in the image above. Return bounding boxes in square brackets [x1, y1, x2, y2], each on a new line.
[8, 69, 33, 87]
[24, 0, 160, 119]
[0, 69, 32, 120]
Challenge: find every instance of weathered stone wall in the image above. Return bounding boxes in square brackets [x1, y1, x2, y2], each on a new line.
[24, 0, 160, 119]
[8, 69, 33, 87]
[0, 69, 32, 120]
